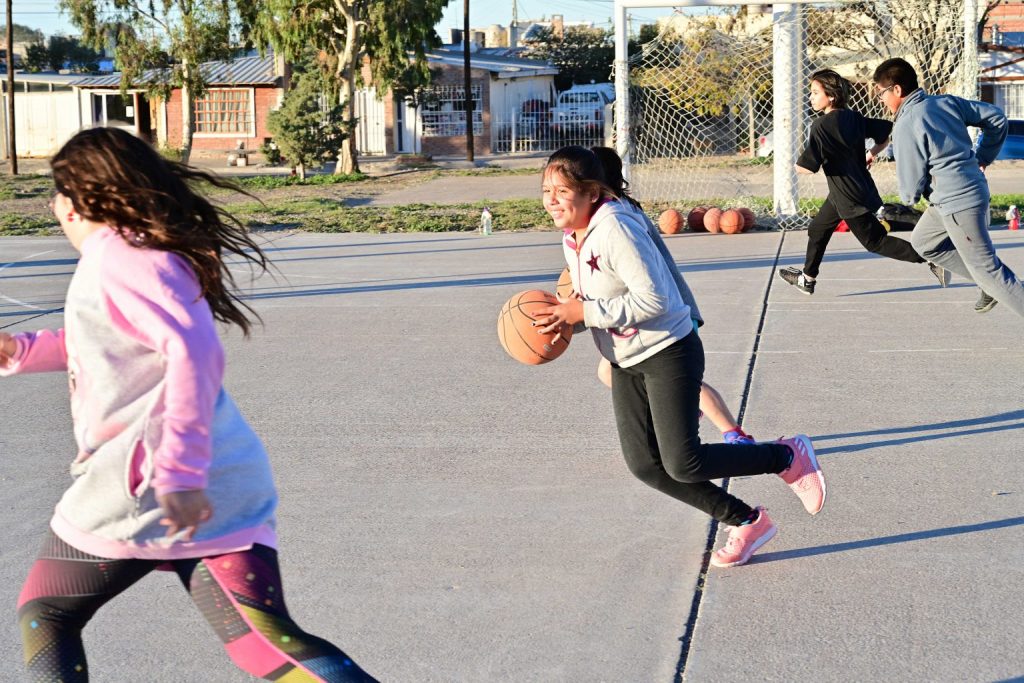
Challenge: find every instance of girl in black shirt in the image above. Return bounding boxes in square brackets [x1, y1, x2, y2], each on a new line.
[778, 69, 948, 294]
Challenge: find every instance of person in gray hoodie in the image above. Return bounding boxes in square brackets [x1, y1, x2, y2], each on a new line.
[873, 57, 1024, 315]
[533, 146, 826, 568]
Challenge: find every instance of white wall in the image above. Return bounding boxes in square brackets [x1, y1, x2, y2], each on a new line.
[489, 76, 555, 121]
[0, 88, 84, 158]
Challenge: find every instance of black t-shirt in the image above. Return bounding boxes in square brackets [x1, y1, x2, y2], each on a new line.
[797, 109, 892, 218]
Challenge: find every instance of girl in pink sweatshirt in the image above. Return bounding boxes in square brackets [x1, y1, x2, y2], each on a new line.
[0, 128, 375, 682]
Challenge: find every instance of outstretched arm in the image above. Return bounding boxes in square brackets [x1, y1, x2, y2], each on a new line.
[0, 329, 68, 375]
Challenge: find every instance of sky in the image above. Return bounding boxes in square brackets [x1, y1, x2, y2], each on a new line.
[12, 0, 679, 40]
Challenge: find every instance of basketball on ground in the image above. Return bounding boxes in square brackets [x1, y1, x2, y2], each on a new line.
[658, 209, 683, 235]
[497, 290, 573, 365]
[687, 207, 708, 231]
[555, 267, 574, 299]
[704, 207, 723, 233]
[720, 209, 743, 234]
[739, 207, 755, 231]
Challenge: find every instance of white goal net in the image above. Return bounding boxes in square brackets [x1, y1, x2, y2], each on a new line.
[614, 0, 980, 227]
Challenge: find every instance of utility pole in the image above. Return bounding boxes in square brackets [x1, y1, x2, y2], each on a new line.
[5, 0, 16, 175]
[510, 0, 518, 48]
[463, 0, 474, 162]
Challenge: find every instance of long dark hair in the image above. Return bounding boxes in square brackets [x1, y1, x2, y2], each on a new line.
[51, 127, 267, 335]
[810, 69, 851, 110]
[590, 145, 642, 211]
[543, 145, 614, 199]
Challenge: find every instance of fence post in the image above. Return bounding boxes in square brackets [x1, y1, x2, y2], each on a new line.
[512, 110, 517, 153]
[772, 3, 800, 225]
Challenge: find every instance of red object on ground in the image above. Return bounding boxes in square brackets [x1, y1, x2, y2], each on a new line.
[836, 220, 849, 232]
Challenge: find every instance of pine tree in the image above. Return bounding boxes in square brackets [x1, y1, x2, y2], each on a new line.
[267, 64, 350, 180]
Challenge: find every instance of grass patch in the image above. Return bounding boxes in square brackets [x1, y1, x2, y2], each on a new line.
[235, 197, 550, 233]
[229, 173, 367, 191]
[0, 214, 57, 236]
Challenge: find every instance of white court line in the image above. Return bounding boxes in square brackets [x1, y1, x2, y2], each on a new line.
[0, 250, 57, 311]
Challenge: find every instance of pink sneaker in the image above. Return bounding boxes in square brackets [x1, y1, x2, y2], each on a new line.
[710, 506, 776, 568]
[777, 434, 826, 515]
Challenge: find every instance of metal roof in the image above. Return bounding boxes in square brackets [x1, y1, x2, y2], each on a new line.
[72, 54, 279, 89]
[425, 48, 558, 79]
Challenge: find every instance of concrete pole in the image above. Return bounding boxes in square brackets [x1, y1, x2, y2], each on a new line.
[772, 3, 799, 224]
[962, 0, 979, 100]
[613, 0, 631, 180]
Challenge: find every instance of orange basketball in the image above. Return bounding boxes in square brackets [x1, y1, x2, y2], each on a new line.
[687, 207, 708, 232]
[555, 267, 574, 299]
[739, 207, 755, 231]
[703, 207, 723, 233]
[497, 290, 573, 365]
[720, 209, 743, 234]
[658, 209, 683, 235]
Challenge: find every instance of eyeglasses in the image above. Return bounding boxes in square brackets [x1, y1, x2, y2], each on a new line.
[876, 85, 895, 102]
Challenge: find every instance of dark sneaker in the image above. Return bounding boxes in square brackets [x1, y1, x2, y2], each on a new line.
[975, 291, 998, 313]
[778, 267, 815, 295]
[928, 262, 951, 288]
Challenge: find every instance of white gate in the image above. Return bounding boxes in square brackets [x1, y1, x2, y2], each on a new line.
[354, 87, 387, 156]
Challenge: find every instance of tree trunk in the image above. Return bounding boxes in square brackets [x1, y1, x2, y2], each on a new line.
[180, 58, 195, 163]
[335, 6, 360, 175]
[296, 161, 306, 181]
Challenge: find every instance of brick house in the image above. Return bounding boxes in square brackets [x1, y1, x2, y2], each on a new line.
[73, 53, 286, 157]
[354, 47, 558, 157]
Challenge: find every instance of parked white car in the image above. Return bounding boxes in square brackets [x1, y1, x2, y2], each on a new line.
[551, 84, 615, 135]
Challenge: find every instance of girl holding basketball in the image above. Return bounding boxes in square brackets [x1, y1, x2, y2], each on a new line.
[534, 146, 826, 568]
[778, 68, 949, 295]
[589, 145, 753, 446]
[0, 128, 376, 682]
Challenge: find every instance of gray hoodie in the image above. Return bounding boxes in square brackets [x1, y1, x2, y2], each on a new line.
[562, 200, 693, 368]
[892, 88, 1007, 214]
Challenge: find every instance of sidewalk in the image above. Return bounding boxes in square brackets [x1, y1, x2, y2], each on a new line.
[0, 227, 1021, 681]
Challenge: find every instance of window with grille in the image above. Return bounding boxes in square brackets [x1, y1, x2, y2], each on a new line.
[194, 89, 253, 135]
[421, 85, 482, 137]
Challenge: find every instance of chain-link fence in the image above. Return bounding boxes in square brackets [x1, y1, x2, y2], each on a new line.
[615, 1, 978, 226]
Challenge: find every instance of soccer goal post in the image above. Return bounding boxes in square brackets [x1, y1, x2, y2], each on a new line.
[613, 0, 980, 227]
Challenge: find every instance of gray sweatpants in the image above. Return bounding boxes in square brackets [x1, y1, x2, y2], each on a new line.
[911, 205, 1024, 317]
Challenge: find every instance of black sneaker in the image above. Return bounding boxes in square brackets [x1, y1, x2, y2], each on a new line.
[928, 262, 951, 288]
[778, 267, 815, 295]
[975, 290, 998, 313]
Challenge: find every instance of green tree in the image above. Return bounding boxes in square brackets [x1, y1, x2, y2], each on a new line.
[525, 25, 614, 91]
[249, 0, 448, 174]
[267, 61, 351, 180]
[24, 42, 49, 72]
[60, 0, 256, 162]
[47, 35, 101, 72]
[0, 23, 44, 44]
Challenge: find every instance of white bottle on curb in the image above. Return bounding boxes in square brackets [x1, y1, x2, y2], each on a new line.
[480, 207, 493, 236]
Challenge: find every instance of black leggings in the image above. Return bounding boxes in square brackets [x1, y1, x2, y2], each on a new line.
[611, 333, 791, 526]
[17, 532, 377, 682]
[803, 196, 924, 278]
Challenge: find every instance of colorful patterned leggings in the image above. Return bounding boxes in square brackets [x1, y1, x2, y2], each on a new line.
[17, 532, 377, 682]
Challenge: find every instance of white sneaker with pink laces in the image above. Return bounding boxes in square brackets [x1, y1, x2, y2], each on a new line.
[776, 434, 826, 515]
[710, 506, 777, 568]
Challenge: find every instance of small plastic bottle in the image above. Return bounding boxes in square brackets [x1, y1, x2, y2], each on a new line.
[480, 207, 493, 236]
[1007, 205, 1019, 231]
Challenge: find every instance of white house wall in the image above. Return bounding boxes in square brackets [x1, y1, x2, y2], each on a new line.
[7, 90, 84, 157]
[489, 76, 555, 122]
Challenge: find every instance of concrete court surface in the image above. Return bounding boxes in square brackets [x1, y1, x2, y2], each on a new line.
[0, 226, 1022, 682]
